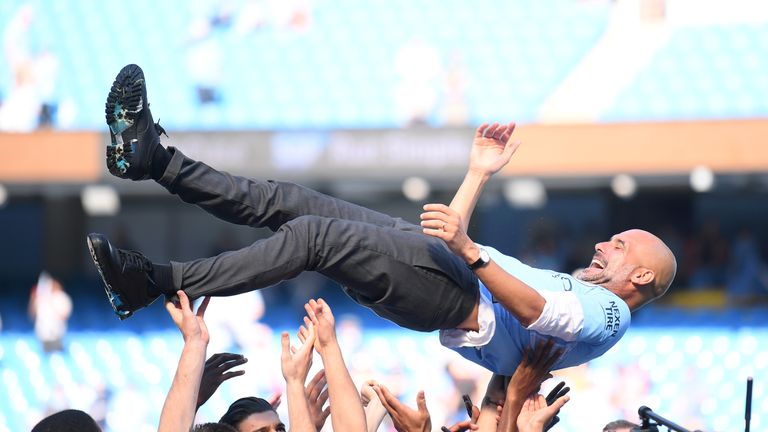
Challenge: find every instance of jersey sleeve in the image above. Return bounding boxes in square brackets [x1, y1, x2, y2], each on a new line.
[575, 289, 631, 344]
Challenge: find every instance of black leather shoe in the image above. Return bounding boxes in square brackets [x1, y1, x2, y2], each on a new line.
[87, 233, 160, 319]
[105, 64, 166, 180]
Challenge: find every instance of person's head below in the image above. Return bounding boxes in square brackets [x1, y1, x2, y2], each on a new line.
[220, 397, 285, 432]
[577, 229, 677, 311]
[193, 423, 238, 432]
[603, 419, 640, 432]
[32, 409, 101, 432]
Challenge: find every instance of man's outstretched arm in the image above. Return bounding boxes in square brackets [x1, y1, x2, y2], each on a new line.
[445, 122, 520, 231]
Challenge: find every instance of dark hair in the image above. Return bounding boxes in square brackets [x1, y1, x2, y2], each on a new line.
[192, 422, 238, 432]
[32, 409, 101, 432]
[219, 397, 275, 427]
[603, 419, 640, 431]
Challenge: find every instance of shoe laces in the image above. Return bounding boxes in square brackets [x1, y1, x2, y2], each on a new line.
[118, 249, 152, 273]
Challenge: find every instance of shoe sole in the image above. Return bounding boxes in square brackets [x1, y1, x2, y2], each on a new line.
[87, 234, 133, 320]
[105, 64, 145, 177]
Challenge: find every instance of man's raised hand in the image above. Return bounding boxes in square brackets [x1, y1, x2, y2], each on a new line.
[469, 122, 521, 177]
[280, 321, 316, 385]
[304, 298, 337, 355]
[373, 385, 432, 432]
[164, 290, 211, 344]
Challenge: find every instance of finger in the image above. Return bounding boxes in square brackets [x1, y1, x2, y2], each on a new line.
[317, 388, 329, 406]
[376, 385, 403, 413]
[420, 219, 450, 230]
[280, 332, 290, 356]
[373, 386, 396, 415]
[471, 405, 480, 422]
[320, 406, 331, 421]
[422, 203, 450, 213]
[196, 296, 211, 318]
[545, 382, 565, 405]
[483, 122, 499, 138]
[220, 370, 246, 381]
[542, 349, 563, 373]
[499, 122, 516, 143]
[416, 390, 428, 413]
[306, 369, 325, 392]
[491, 124, 506, 140]
[218, 356, 248, 371]
[304, 303, 316, 321]
[269, 394, 282, 409]
[419, 211, 450, 221]
[475, 123, 489, 138]
[549, 395, 569, 412]
[422, 227, 450, 240]
[177, 290, 192, 314]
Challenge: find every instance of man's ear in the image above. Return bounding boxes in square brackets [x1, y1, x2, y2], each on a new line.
[631, 267, 655, 286]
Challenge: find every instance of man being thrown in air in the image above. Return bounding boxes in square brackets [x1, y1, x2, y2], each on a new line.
[88, 64, 677, 375]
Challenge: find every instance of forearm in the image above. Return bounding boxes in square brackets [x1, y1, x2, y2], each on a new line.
[286, 379, 316, 432]
[449, 170, 490, 231]
[475, 403, 500, 432]
[465, 257, 544, 327]
[159, 339, 207, 432]
[320, 344, 367, 432]
[498, 395, 525, 432]
[364, 397, 388, 432]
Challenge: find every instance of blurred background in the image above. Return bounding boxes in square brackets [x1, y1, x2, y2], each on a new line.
[0, 0, 767, 430]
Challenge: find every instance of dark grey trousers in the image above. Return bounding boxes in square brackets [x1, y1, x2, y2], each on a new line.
[157, 148, 478, 332]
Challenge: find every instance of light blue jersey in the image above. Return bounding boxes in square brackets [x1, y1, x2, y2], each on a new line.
[440, 246, 631, 375]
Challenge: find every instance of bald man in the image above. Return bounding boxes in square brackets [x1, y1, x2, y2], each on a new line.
[423, 123, 677, 374]
[88, 65, 675, 375]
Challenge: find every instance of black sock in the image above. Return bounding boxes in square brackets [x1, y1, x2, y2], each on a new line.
[150, 145, 171, 181]
[149, 263, 174, 297]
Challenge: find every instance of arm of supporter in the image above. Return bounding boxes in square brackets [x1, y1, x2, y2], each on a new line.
[159, 291, 211, 432]
[474, 374, 506, 432]
[281, 323, 317, 432]
[361, 380, 389, 432]
[498, 340, 562, 432]
[448, 122, 520, 231]
[305, 299, 367, 432]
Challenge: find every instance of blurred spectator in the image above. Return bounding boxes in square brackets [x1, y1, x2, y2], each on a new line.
[204, 290, 272, 354]
[28, 271, 72, 353]
[726, 228, 768, 304]
[394, 37, 442, 126]
[0, 4, 59, 131]
[682, 220, 729, 289]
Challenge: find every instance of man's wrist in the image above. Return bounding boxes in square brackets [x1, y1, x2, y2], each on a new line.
[466, 168, 492, 182]
[462, 243, 482, 265]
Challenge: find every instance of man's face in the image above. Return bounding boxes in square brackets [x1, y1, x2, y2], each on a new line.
[577, 231, 641, 286]
[236, 411, 285, 432]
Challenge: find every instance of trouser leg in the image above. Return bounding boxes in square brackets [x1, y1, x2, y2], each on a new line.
[157, 147, 399, 231]
[173, 215, 478, 332]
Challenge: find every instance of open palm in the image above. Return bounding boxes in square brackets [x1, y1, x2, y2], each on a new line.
[469, 122, 521, 176]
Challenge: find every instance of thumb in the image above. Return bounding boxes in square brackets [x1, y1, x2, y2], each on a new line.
[546, 395, 570, 415]
[416, 390, 428, 413]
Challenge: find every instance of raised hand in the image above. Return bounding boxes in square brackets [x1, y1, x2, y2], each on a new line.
[304, 298, 337, 355]
[280, 321, 316, 385]
[507, 339, 562, 401]
[468, 122, 521, 177]
[196, 353, 247, 409]
[516, 394, 570, 432]
[306, 369, 331, 431]
[164, 290, 211, 344]
[373, 385, 432, 432]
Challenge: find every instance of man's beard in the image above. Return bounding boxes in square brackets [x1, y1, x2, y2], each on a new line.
[576, 268, 609, 284]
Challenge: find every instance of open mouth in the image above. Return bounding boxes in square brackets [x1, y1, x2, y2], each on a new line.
[589, 258, 605, 270]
